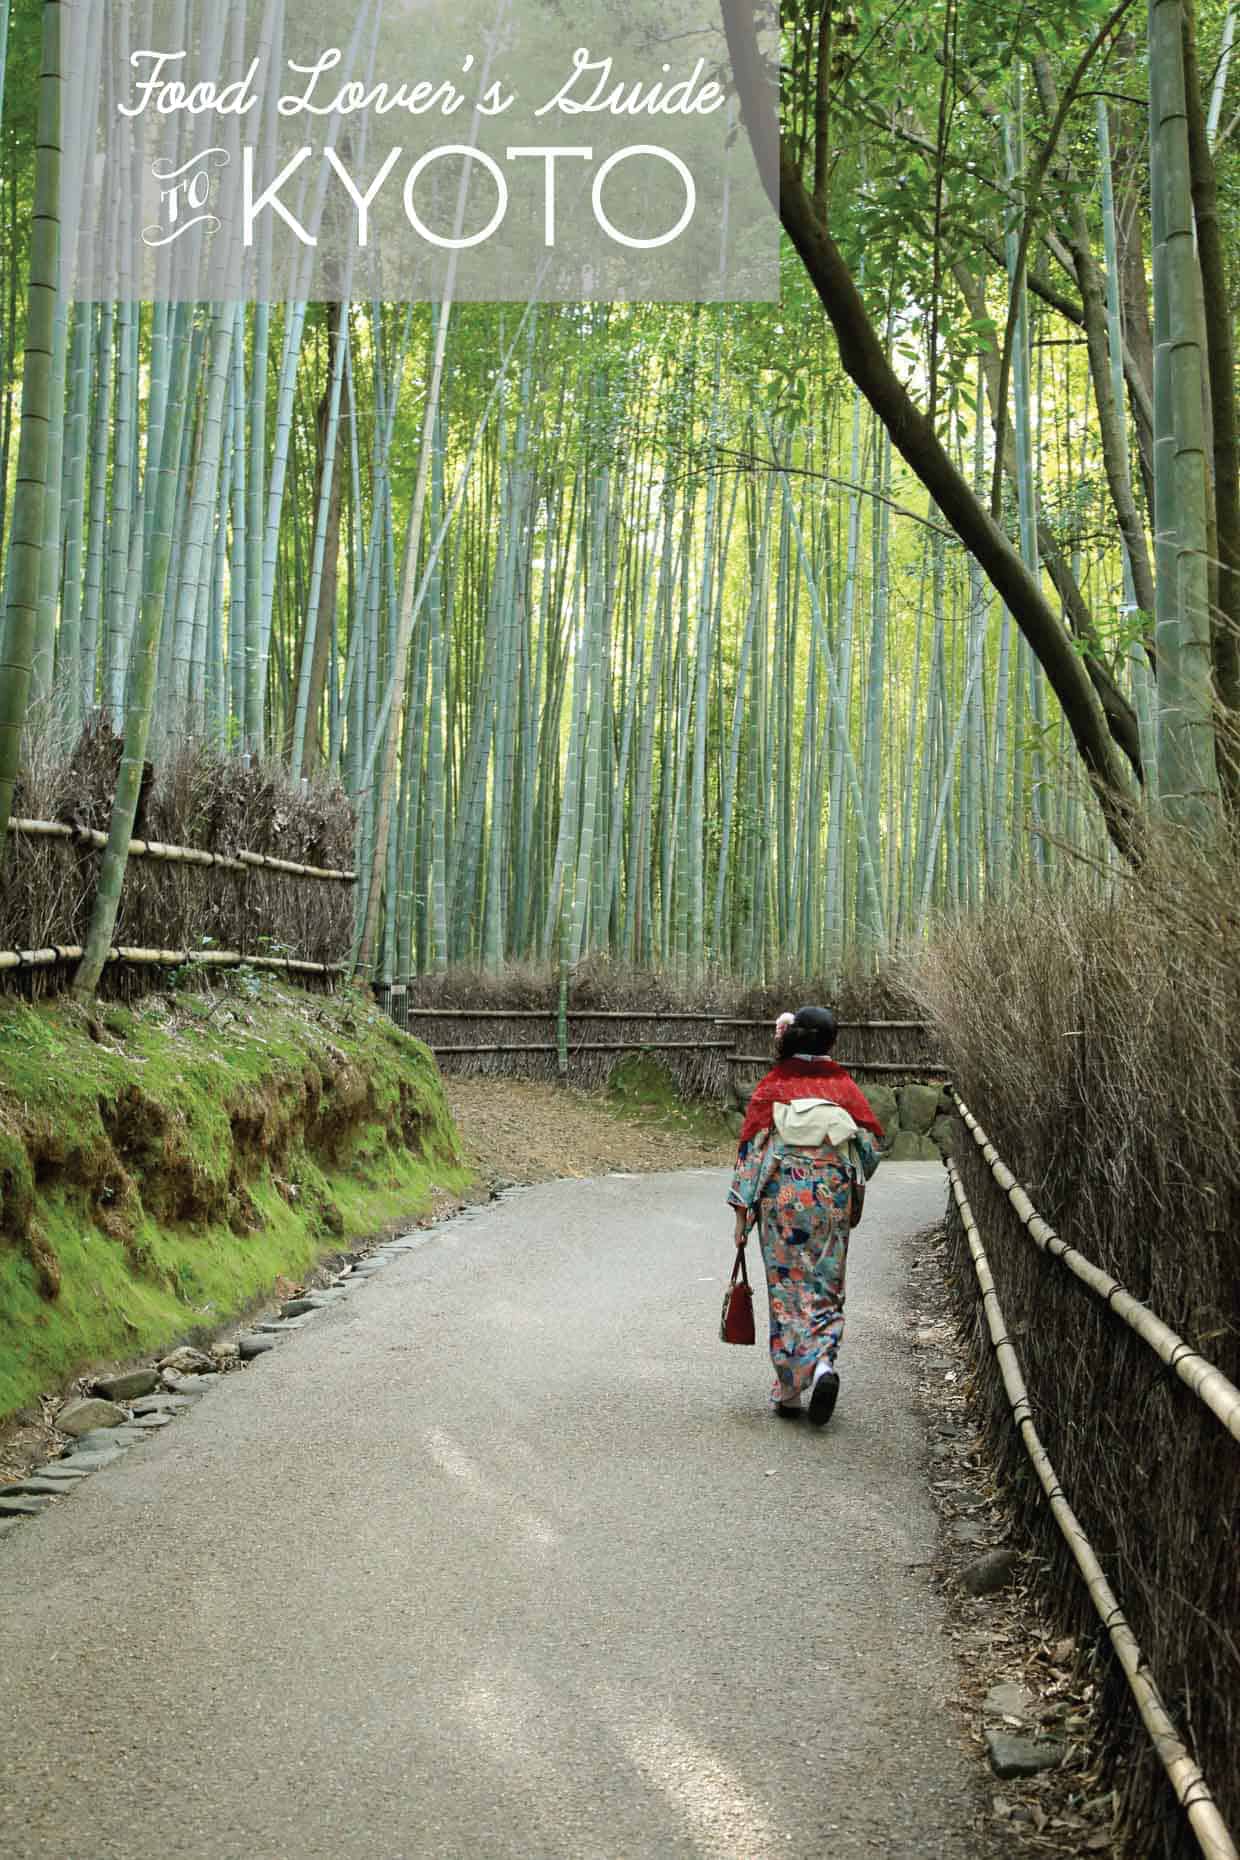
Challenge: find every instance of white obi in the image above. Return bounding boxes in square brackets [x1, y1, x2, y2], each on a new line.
[772, 1098, 860, 1152]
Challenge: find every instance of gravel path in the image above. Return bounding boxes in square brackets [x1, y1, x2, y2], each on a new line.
[0, 1162, 982, 1860]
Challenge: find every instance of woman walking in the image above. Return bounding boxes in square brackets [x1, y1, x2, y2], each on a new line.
[728, 1006, 882, 1425]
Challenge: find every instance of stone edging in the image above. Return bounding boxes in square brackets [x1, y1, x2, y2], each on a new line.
[0, 1208, 488, 1538]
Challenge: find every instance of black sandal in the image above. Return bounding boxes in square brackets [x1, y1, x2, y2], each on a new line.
[808, 1370, 840, 1427]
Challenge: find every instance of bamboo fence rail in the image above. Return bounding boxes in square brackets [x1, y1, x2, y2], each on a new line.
[950, 1090, 1240, 1446]
[0, 943, 343, 977]
[235, 849, 355, 883]
[399, 1007, 725, 1022]
[714, 1018, 932, 1031]
[7, 817, 355, 882]
[397, 1008, 934, 1029]
[727, 1051, 948, 1073]
[399, 1029, 944, 1072]
[429, 1040, 737, 1055]
[946, 1157, 1238, 1860]
[381, 998, 945, 1072]
[110, 947, 345, 976]
[0, 946, 83, 971]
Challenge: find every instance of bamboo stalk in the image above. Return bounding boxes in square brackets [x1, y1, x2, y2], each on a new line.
[946, 1159, 1238, 1860]
[951, 1092, 1240, 1445]
[8, 818, 75, 841]
[0, 0, 62, 848]
[1149, 0, 1220, 828]
[75, 292, 195, 1001]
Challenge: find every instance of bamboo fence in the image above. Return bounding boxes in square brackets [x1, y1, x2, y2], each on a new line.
[950, 1089, 1240, 1445]
[374, 992, 947, 1081]
[946, 1157, 1238, 1860]
[0, 817, 356, 992]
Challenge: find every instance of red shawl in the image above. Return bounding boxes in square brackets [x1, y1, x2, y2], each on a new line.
[739, 1057, 884, 1146]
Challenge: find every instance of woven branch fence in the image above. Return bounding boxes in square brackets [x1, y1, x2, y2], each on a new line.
[951, 1091, 1240, 1444]
[376, 987, 948, 1100]
[942, 1096, 1240, 1859]
[946, 1155, 1238, 1860]
[0, 817, 355, 998]
[0, 732, 357, 997]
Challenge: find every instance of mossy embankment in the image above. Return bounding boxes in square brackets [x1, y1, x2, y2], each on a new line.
[0, 982, 472, 1420]
[605, 1050, 738, 1147]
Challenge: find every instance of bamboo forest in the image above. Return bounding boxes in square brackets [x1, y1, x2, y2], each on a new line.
[3, 5, 1240, 1857]
[0, 0, 1232, 992]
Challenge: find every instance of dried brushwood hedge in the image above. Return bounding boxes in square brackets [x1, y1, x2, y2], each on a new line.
[728, 968, 937, 1071]
[916, 832, 1240, 1860]
[0, 721, 355, 993]
[395, 955, 938, 1099]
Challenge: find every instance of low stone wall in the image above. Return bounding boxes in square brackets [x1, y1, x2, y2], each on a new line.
[728, 1073, 949, 1162]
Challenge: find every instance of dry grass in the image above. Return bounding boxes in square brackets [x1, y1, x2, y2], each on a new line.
[0, 721, 355, 993]
[914, 826, 1240, 1860]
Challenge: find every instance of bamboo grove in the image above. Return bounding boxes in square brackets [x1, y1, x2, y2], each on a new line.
[0, 0, 1235, 988]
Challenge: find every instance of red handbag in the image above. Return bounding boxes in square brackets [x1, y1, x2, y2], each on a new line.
[720, 1245, 756, 1345]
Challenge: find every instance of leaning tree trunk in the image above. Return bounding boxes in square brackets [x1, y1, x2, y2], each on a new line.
[718, 0, 1142, 861]
[0, 0, 61, 854]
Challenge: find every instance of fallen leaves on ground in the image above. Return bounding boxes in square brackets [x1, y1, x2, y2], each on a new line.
[444, 1075, 735, 1187]
[911, 1230, 1119, 1857]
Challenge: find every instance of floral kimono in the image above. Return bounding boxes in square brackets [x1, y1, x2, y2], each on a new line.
[728, 1105, 881, 1409]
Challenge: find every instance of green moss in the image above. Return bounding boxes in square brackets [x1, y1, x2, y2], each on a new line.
[606, 1051, 736, 1146]
[0, 985, 472, 1419]
[607, 1050, 680, 1108]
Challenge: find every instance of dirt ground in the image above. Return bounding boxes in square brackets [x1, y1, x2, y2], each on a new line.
[443, 1074, 736, 1185]
[909, 1231, 1118, 1856]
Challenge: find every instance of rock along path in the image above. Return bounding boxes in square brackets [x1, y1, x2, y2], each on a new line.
[0, 1162, 982, 1860]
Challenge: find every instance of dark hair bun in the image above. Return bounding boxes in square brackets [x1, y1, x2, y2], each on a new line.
[776, 1005, 838, 1058]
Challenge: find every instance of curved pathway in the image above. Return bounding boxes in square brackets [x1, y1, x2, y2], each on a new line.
[0, 1161, 982, 1859]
